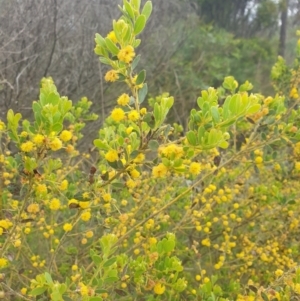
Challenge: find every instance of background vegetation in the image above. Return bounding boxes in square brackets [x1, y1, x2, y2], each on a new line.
[1, 0, 299, 135]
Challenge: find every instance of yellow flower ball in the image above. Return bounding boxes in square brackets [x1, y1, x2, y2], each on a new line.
[128, 110, 140, 121]
[105, 150, 119, 162]
[85, 231, 94, 238]
[20, 141, 34, 152]
[32, 134, 45, 146]
[63, 223, 73, 232]
[81, 211, 91, 222]
[153, 283, 165, 295]
[105, 70, 119, 82]
[49, 137, 62, 151]
[49, 198, 61, 211]
[117, 93, 130, 106]
[118, 45, 135, 64]
[111, 108, 125, 122]
[107, 31, 117, 43]
[189, 162, 201, 175]
[255, 156, 263, 164]
[60, 130, 73, 142]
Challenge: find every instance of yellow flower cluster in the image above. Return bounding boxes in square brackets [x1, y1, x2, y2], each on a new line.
[118, 45, 135, 64]
[117, 93, 130, 106]
[152, 163, 168, 178]
[111, 108, 125, 122]
[105, 70, 119, 82]
[105, 150, 119, 162]
[159, 144, 184, 159]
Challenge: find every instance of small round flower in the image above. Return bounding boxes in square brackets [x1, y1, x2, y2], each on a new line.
[153, 283, 165, 295]
[60, 130, 73, 142]
[152, 163, 168, 178]
[126, 126, 134, 135]
[117, 93, 130, 106]
[103, 193, 111, 202]
[35, 184, 47, 194]
[85, 231, 94, 238]
[49, 198, 61, 211]
[111, 108, 125, 122]
[189, 162, 201, 175]
[140, 108, 147, 115]
[79, 201, 90, 209]
[275, 269, 284, 277]
[126, 179, 136, 188]
[63, 223, 73, 232]
[128, 110, 139, 121]
[130, 169, 140, 179]
[72, 265, 78, 271]
[27, 203, 40, 214]
[107, 31, 117, 43]
[24, 228, 31, 234]
[105, 150, 119, 162]
[255, 156, 263, 164]
[20, 131, 28, 138]
[14, 240, 21, 247]
[49, 137, 62, 151]
[118, 45, 135, 63]
[21, 141, 34, 152]
[105, 70, 119, 82]
[32, 134, 45, 146]
[21, 288, 27, 295]
[0, 219, 12, 230]
[0, 258, 8, 269]
[295, 162, 300, 171]
[60, 180, 68, 190]
[133, 153, 145, 163]
[81, 211, 91, 222]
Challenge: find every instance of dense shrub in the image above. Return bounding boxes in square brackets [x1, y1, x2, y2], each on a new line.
[0, 1, 300, 300]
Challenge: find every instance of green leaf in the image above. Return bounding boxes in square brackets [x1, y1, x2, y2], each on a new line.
[132, 0, 141, 10]
[99, 57, 111, 65]
[94, 139, 109, 151]
[28, 286, 47, 296]
[153, 103, 161, 125]
[143, 113, 155, 128]
[261, 292, 269, 301]
[103, 256, 117, 267]
[124, 0, 135, 19]
[45, 272, 53, 284]
[149, 140, 159, 151]
[247, 104, 261, 114]
[138, 83, 148, 104]
[104, 277, 119, 284]
[229, 94, 240, 115]
[136, 69, 146, 85]
[134, 15, 146, 35]
[219, 140, 229, 149]
[134, 39, 141, 47]
[211, 106, 220, 123]
[163, 239, 175, 252]
[186, 131, 197, 146]
[105, 37, 119, 55]
[95, 33, 107, 48]
[59, 284, 67, 295]
[141, 1, 152, 21]
[132, 54, 141, 70]
[92, 255, 102, 266]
